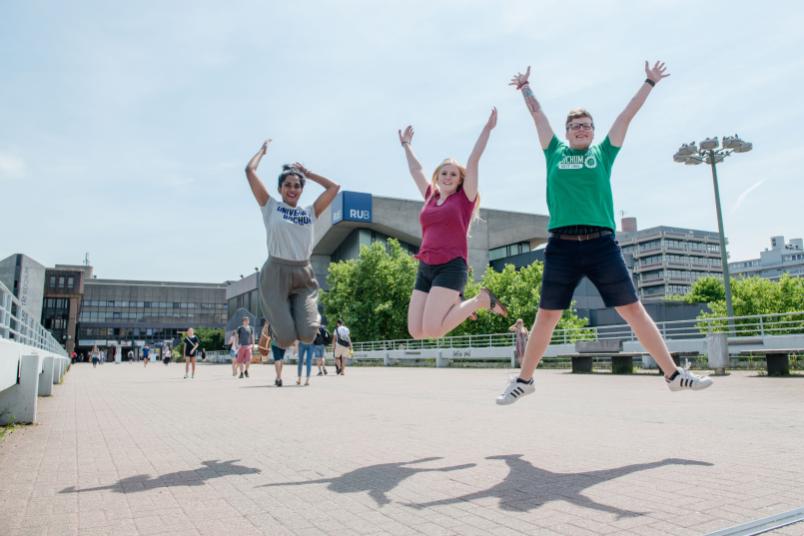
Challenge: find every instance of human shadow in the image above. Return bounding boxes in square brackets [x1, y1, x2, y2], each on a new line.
[407, 455, 713, 518]
[258, 457, 476, 506]
[60, 459, 261, 494]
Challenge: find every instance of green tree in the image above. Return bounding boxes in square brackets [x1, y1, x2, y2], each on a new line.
[321, 239, 418, 341]
[195, 327, 225, 350]
[685, 276, 725, 304]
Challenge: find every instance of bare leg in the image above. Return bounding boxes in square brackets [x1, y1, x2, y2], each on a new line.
[190, 358, 196, 378]
[615, 302, 676, 378]
[519, 308, 564, 381]
[407, 290, 428, 339]
[420, 287, 491, 339]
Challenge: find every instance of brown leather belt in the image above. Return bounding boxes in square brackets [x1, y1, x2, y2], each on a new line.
[548, 230, 613, 241]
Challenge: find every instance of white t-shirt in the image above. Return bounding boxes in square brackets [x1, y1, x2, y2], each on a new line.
[261, 197, 316, 261]
[335, 326, 351, 345]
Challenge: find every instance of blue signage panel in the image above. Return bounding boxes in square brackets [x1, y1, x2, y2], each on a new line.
[332, 191, 372, 224]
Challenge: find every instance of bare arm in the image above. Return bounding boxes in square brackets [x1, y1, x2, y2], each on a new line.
[510, 67, 555, 150]
[398, 126, 429, 198]
[291, 162, 341, 218]
[245, 140, 271, 206]
[464, 107, 496, 202]
[608, 61, 670, 147]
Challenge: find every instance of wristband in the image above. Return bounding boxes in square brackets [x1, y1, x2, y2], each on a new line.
[401, 141, 410, 146]
[517, 81, 529, 91]
[644, 78, 656, 87]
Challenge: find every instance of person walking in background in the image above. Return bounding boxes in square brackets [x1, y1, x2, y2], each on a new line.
[91, 345, 100, 368]
[163, 345, 172, 365]
[183, 328, 200, 379]
[296, 340, 314, 386]
[271, 343, 286, 387]
[142, 344, 150, 367]
[509, 319, 529, 367]
[235, 316, 255, 379]
[398, 109, 508, 342]
[244, 140, 340, 357]
[497, 62, 712, 405]
[228, 329, 239, 376]
[332, 319, 351, 376]
[314, 325, 329, 376]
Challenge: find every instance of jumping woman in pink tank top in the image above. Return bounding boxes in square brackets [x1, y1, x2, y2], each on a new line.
[399, 108, 508, 340]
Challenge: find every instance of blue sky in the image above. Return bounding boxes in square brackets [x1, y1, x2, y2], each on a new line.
[2, 1, 803, 282]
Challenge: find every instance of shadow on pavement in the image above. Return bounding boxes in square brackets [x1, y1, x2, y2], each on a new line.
[258, 457, 476, 506]
[60, 459, 261, 494]
[406, 455, 714, 518]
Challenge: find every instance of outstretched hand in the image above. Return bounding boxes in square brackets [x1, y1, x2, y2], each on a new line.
[259, 139, 272, 155]
[398, 125, 414, 146]
[509, 66, 531, 89]
[645, 60, 670, 84]
[485, 107, 497, 130]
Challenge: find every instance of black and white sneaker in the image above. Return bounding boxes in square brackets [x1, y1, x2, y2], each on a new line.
[496, 376, 535, 405]
[666, 367, 713, 392]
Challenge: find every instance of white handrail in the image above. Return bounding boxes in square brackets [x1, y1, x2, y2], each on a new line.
[0, 280, 67, 356]
[351, 311, 804, 352]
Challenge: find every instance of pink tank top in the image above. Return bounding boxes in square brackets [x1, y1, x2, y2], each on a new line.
[416, 186, 475, 265]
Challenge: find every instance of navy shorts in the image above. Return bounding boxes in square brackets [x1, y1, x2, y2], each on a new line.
[540, 234, 638, 310]
[414, 257, 468, 293]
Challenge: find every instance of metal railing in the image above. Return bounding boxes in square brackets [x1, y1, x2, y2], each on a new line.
[0, 281, 67, 356]
[351, 311, 804, 352]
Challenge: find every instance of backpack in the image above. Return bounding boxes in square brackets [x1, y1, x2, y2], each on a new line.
[320, 326, 332, 345]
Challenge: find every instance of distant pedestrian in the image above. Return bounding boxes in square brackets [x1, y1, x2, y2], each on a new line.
[228, 330, 239, 376]
[314, 325, 329, 376]
[296, 341, 314, 386]
[163, 346, 172, 365]
[127, 349, 134, 363]
[333, 319, 351, 376]
[183, 328, 200, 379]
[91, 345, 100, 368]
[509, 319, 529, 367]
[272, 343, 286, 387]
[235, 316, 255, 379]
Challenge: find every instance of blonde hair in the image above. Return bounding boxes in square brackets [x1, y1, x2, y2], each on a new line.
[429, 158, 481, 228]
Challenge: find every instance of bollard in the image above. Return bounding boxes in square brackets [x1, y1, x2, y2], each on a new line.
[436, 350, 448, 368]
[706, 333, 729, 375]
[0, 354, 42, 425]
[38, 356, 55, 396]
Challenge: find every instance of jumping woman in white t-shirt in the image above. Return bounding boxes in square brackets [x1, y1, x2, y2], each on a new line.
[245, 140, 340, 368]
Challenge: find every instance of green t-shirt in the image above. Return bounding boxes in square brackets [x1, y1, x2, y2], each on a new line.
[543, 135, 621, 230]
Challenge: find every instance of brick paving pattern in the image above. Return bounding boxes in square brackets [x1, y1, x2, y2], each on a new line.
[1, 364, 803, 535]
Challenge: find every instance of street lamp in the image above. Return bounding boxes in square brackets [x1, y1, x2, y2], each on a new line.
[673, 134, 753, 328]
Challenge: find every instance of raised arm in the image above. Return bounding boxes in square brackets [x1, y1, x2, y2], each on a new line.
[464, 107, 496, 202]
[398, 126, 429, 198]
[291, 162, 340, 218]
[608, 61, 670, 147]
[245, 140, 271, 206]
[510, 66, 555, 150]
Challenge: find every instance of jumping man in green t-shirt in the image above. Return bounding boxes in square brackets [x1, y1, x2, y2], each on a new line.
[497, 61, 713, 405]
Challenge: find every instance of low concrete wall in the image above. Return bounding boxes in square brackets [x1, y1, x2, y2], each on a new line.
[0, 338, 69, 425]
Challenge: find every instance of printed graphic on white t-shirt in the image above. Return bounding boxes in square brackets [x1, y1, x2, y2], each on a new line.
[261, 197, 316, 261]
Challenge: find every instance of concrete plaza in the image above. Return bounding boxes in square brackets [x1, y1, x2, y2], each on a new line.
[1, 363, 803, 536]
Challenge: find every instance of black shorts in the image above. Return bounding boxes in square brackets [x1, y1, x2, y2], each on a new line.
[414, 257, 468, 293]
[540, 234, 638, 310]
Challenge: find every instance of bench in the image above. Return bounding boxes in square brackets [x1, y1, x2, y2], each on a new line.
[738, 348, 804, 377]
[564, 340, 646, 374]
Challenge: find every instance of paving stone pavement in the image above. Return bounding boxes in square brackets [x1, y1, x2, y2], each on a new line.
[1, 363, 803, 536]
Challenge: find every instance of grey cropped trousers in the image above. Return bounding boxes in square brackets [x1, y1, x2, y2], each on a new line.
[259, 257, 320, 349]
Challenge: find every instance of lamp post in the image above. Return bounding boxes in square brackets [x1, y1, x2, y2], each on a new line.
[674, 135, 753, 329]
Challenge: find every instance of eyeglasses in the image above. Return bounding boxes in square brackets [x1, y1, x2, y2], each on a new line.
[567, 123, 594, 131]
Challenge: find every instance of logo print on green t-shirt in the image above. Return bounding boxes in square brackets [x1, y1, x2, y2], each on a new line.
[558, 152, 597, 170]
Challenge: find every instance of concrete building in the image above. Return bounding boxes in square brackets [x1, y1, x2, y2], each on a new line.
[0, 254, 47, 322]
[77, 278, 227, 357]
[226, 190, 550, 320]
[42, 264, 92, 354]
[730, 235, 804, 280]
[617, 220, 723, 302]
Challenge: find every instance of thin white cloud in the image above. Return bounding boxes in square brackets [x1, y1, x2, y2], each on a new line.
[731, 179, 768, 215]
[0, 152, 26, 179]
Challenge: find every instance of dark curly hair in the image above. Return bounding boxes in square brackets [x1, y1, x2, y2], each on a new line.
[277, 165, 306, 189]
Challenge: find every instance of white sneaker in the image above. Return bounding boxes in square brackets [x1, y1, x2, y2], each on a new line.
[496, 376, 535, 405]
[666, 367, 713, 392]
[183, 374, 188, 379]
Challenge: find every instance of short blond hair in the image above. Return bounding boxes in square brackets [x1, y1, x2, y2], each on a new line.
[429, 158, 481, 228]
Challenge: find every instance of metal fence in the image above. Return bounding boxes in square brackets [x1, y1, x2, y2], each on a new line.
[0, 281, 67, 356]
[351, 311, 804, 352]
